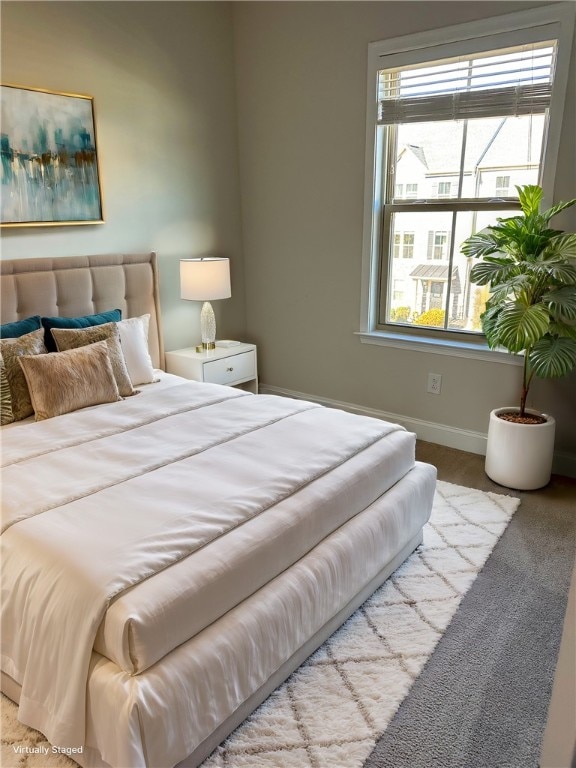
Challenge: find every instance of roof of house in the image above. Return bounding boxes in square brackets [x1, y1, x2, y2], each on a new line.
[410, 264, 462, 292]
[397, 115, 544, 175]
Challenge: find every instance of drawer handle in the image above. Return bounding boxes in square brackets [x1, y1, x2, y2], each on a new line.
[227, 367, 234, 372]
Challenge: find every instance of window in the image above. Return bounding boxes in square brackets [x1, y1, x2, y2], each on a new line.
[381, 43, 553, 333]
[427, 231, 449, 260]
[392, 279, 404, 302]
[495, 175, 510, 197]
[395, 183, 418, 199]
[360, 6, 574, 352]
[393, 231, 415, 258]
[437, 182, 451, 199]
[406, 183, 418, 199]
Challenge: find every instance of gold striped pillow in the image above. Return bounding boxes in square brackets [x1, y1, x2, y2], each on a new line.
[0, 355, 14, 426]
[0, 329, 47, 421]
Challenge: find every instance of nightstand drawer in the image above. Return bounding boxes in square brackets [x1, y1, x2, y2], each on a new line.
[203, 350, 256, 386]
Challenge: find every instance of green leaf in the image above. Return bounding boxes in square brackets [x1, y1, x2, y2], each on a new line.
[489, 217, 526, 246]
[495, 302, 550, 353]
[517, 185, 543, 216]
[488, 217, 557, 259]
[521, 232, 559, 260]
[470, 259, 518, 286]
[528, 336, 576, 378]
[548, 321, 576, 340]
[542, 198, 576, 223]
[541, 233, 576, 261]
[543, 286, 576, 321]
[460, 232, 502, 259]
[488, 275, 531, 303]
[479, 304, 503, 349]
[529, 261, 576, 284]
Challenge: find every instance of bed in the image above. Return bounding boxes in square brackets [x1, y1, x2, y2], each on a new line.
[0, 252, 436, 768]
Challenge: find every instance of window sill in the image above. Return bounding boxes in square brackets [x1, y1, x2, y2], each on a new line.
[356, 330, 523, 366]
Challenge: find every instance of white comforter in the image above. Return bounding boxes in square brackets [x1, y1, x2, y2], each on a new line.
[1, 381, 407, 753]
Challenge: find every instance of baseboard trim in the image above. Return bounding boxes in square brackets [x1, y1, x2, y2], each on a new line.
[259, 384, 576, 479]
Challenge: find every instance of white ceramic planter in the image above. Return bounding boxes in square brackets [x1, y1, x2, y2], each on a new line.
[485, 407, 556, 490]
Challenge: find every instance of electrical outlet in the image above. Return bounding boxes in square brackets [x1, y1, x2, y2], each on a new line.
[427, 373, 442, 395]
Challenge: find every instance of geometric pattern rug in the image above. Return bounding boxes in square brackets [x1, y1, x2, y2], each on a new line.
[1, 481, 520, 768]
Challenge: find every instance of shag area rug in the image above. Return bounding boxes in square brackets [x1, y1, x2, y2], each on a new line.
[1, 481, 519, 768]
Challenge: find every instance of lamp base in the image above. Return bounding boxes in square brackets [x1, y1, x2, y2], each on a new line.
[200, 301, 217, 350]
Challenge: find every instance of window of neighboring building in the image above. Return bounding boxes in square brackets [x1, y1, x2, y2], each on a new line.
[495, 175, 511, 197]
[395, 183, 419, 199]
[393, 231, 415, 258]
[392, 279, 404, 302]
[427, 231, 449, 260]
[402, 231, 414, 257]
[360, 5, 574, 351]
[437, 181, 451, 199]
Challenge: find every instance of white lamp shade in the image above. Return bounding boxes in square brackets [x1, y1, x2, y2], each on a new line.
[180, 258, 231, 301]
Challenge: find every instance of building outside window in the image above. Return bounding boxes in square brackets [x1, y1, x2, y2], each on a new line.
[495, 175, 511, 197]
[360, 6, 574, 347]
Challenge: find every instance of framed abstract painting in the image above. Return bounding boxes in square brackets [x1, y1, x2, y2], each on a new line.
[0, 84, 104, 227]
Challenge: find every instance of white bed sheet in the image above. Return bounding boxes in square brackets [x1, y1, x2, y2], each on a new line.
[82, 462, 436, 768]
[1, 379, 411, 756]
[96, 428, 414, 673]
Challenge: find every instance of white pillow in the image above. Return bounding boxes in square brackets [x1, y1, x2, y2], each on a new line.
[117, 315, 155, 385]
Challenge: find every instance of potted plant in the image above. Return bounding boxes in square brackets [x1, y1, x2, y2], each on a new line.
[462, 184, 576, 490]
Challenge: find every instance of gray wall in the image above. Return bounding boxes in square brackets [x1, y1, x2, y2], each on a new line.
[233, 1, 576, 463]
[0, 1, 246, 351]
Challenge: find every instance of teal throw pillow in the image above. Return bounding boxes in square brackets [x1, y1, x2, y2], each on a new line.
[41, 309, 122, 351]
[0, 315, 42, 338]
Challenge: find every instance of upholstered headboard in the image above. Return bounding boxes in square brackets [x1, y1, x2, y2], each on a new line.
[0, 253, 164, 369]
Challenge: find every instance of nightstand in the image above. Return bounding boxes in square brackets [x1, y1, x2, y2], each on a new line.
[165, 343, 258, 393]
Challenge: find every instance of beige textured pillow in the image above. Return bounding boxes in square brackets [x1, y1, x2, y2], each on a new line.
[18, 341, 121, 421]
[0, 328, 47, 421]
[51, 322, 136, 397]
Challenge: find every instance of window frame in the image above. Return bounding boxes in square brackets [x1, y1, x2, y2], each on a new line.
[358, 4, 575, 361]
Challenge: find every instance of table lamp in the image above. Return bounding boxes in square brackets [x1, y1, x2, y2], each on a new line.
[180, 257, 231, 350]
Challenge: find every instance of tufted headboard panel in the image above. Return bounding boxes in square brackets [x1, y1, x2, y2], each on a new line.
[0, 252, 164, 369]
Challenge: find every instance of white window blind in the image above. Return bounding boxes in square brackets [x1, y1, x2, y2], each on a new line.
[378, 42, 557, 125]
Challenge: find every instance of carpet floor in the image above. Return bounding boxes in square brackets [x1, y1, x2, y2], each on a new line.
[363, 442, 576, 768]
[1, 480, 519, 768]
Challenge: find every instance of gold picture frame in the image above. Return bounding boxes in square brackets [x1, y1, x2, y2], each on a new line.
[0, 83, 104, 227]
